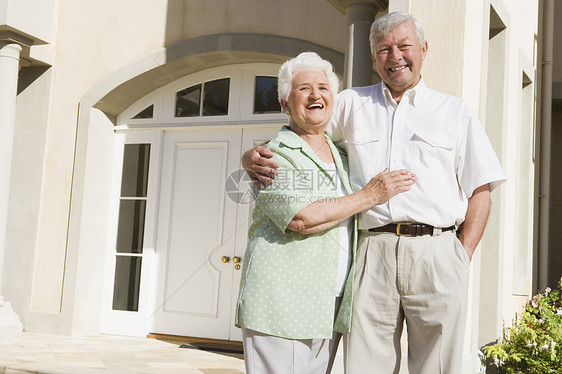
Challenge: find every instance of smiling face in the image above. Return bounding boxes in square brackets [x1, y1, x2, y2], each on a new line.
[372, 20, 428, 101]
[281, 69, 334, 135]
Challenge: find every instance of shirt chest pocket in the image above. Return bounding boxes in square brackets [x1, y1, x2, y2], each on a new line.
[343, 133, 382, 179]
[411, 131, 455, 173]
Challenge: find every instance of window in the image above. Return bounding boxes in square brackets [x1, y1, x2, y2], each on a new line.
[116, 65, 290, 128]
[254, 76, 281, 114]
[112, 143, 150, 311]
[132, 105, 154, 119]
[203, 78, 230, 115]
[175, 78, 230, 117]
[175, 84, 201, 117]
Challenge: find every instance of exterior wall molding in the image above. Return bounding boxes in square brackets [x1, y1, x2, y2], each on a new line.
[94, 33, 345, 118]
[326, 0, 387, 14]
[0, 27, 50, 69]
[0, 27, 35, 47]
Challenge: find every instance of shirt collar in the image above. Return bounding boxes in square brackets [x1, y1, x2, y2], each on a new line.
[275, 126, 343, 184]
[275, 126, 306, 149]
[276, 125, 334, 149]
[380, 77, 425, 108]
[276, 126, 354, 193]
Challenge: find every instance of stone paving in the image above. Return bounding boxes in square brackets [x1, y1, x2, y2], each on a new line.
[0, 333, 246, 374]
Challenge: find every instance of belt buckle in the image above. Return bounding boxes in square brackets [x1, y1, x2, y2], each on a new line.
[396, 223, 412, 237]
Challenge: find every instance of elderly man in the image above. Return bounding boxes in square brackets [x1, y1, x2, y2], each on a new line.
[243, 12, 505, 374]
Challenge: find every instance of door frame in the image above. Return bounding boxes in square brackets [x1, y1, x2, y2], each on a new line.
[100, 124, 282, 338]
[101, 63, 286, 338]
[100, 129, 164, 337]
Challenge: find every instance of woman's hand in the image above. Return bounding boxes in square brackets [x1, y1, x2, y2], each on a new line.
[361, 169, 416, 206]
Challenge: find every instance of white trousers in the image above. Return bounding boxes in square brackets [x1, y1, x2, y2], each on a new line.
[242, 328, 341, 374]
[346, 231, 470, 374]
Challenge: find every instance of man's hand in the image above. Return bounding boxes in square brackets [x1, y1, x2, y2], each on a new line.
[241, 145, 280, 189]
[458, 184, 492, 261]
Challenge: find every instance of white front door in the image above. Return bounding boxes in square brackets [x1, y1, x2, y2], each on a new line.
[228, 126, 283, 340]
[151, 125, 280, 340]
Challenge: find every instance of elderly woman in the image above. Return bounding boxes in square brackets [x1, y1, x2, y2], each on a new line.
[235, 52, 414, 374]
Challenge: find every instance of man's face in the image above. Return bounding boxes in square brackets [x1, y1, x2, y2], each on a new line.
[372, 21, 428, 100]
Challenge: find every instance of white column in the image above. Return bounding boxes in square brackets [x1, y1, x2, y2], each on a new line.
[0, 42, 24, 342]
[342, 1, 380, 89]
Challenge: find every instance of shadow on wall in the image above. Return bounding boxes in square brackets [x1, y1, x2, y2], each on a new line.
[162, 0, 347, 81]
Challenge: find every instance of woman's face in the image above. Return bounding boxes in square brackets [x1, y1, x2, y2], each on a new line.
[282, 69, 333, 133]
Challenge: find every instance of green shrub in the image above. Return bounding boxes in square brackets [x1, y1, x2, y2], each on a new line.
[483, 278, 562, 373]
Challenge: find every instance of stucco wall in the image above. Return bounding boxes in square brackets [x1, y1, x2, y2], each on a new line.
[396, 0, 539, 356]
[496, 0, 539, 327]
[410, 0, 466, 98]
[30, 0, 168, 316]
[0, 0, 56, 43]
[164, 0, 346, 51]
[497, 0, 538, 334]
[472, 0, 539, 347]
[26, 0, 347, 330]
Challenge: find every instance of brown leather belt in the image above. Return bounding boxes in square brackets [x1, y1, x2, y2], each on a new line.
[368, 223, 455, 237]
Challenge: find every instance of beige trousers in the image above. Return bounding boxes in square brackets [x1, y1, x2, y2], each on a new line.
[242, 328, 341, 374]
[346, 231, 470, 374]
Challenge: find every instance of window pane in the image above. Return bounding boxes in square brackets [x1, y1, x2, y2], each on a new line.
[112, 256, 142, 311]
[116, 200, 146, 254]
[176, 84, 202, 117]
[132, 105, 154, 119]
[254, 76, 281, 114]
[203, 78, 230, 116]
[121, 144, 150, 197]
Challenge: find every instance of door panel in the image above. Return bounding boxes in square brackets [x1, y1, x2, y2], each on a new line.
[163, 143, 227, 316]
[152, 128, 241, 339]
[228, 125, 281, 340]
[152, 125, 281, 341]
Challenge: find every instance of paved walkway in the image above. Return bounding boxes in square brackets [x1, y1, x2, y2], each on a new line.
[0, 333, 246, 374]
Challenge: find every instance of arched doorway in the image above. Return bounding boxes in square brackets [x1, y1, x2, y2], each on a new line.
[100, 64, 285, 340]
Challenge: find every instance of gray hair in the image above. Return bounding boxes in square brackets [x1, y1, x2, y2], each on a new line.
[277, 52, 339, 102]
[369, 12, 425, 53]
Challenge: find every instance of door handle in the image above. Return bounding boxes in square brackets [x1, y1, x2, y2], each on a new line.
[221, 256, 230, 263]
[232, 256, 241, 263]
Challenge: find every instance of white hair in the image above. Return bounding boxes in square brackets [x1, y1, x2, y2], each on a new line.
[277, 52, 339, 102]
[369, 12, 425, 53]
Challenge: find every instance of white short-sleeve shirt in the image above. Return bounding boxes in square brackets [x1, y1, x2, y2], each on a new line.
[323, 162, 353, 296]
[326, 78, 507, 229]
